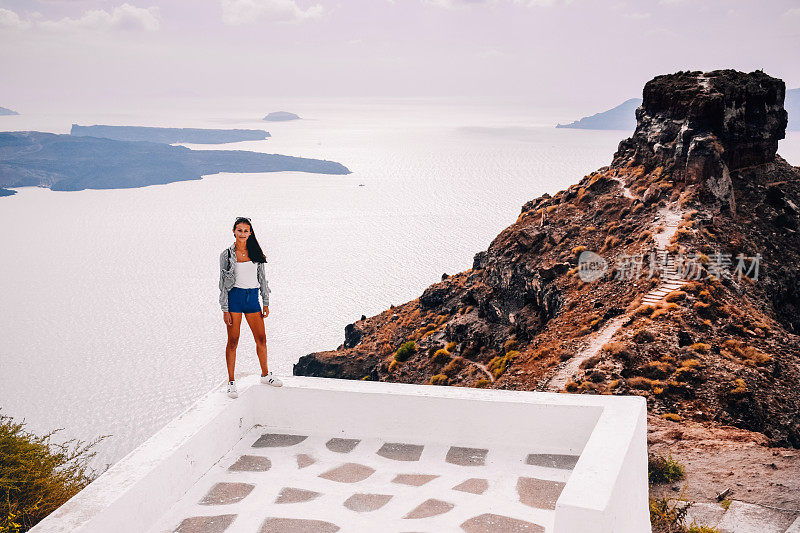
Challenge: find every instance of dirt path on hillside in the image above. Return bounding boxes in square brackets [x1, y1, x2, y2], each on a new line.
[541, 182, 686, 392]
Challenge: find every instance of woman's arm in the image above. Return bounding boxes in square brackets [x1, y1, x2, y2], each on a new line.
[257, 262, 271, 309]
[219, 250, 233, 312]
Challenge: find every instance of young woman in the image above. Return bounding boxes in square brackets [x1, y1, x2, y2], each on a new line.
[219, 217, 282, 398]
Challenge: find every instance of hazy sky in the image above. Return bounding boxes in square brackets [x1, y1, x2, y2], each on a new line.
[1, 0, 799, 111]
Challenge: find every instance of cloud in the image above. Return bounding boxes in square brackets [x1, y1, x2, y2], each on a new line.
[476, 46, 503, 59]
[782, 7, 800, 19]
[426, 0, 571, 8]
[2, 4, 160, 32]
[221, 0, 324, 25]
[425, 0, 490, 7]
[512, 0, 572, 6]
[0, 8, 32, 29]
[623, 12, 651, 19]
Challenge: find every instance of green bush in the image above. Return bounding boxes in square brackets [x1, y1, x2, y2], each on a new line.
[648, 453, 685, 484]
[487, 350, 519, 379]
[393, 341, 416, 362]
[1, 411, 105, 532]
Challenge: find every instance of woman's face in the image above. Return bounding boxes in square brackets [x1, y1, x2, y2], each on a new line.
[233, 223, 251, 242]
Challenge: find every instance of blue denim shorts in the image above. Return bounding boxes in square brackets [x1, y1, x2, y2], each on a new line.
[228, 287, 261, 314]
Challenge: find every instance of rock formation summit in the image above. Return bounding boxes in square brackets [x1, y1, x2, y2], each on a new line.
[612, 70, 788, 213]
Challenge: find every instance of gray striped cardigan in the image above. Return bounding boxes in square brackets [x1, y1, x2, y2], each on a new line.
[218, 243, 271, 312]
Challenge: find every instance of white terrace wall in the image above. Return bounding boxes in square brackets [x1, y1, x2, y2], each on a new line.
[32, 376, 650, 533]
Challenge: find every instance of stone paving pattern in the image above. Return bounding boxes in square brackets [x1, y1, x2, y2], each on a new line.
[152, 426, 579, 532]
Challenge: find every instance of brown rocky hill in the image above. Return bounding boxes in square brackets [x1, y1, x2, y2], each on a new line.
[295, 69, 800, 450]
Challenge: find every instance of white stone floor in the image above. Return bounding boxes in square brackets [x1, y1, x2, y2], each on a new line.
[148, 425, 580, 533]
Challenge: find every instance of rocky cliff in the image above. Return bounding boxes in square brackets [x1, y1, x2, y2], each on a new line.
[295, 70, 800, 448]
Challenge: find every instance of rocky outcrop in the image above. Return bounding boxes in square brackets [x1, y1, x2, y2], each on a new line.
[612, 70, 788, 213]
[295, 70, 800, 448]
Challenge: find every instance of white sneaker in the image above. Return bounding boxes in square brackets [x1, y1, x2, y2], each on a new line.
[226, 381, 238, 398]
[260, 372, 283, 387]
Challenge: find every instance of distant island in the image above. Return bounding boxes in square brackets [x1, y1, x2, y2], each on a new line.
[787, 88, 800, 130]
[70, 124, 270, 144]
[263, 111, 300, 122]
[556, 98, 641, 130]
[0, 131, 349, 195]
[0, 107, 19, 116]
[558, 88, 799, 131]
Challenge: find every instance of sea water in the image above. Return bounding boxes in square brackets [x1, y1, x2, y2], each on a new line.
[1, 97, 799, 469]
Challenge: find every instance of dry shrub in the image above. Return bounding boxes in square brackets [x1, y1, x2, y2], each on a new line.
[572, 245, 587, 255]
[642, 361, 674, 380]
[673, 367, 698, 382]
[661, 413, 682, 422]
[739, 345, 772, 366]
[503, 338, 519, 352]
[665, 290, 687, 302]
[446, 341, 457, 352]
[633, 329, 656, 343]
[602, 341, 630, 358]
[627, 376, 654, 390]
[681, 281, 703, 294]
[651, 309, 669, 319]
[430, 374, 449, 385]
[600, 235, 620, 252]
[564, 381, 580, 392]
[730, 378, 747, 395]
[442, 356, 465, 376]
[690, 343, 711, 353]
[635, 305, 655, 317]
[432, 348, 451, 365]
[693, 301, 711, 312]
[579, 354, 602, 369]
[475, 379, 490, 388]
[587, 370, 606, 383]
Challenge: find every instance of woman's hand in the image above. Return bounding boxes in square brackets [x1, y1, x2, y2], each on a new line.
[262, 306, 269, 318]
[223, 311, 232, 326]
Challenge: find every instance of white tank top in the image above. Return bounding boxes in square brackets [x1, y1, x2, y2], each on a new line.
[233, 261, 259, 289]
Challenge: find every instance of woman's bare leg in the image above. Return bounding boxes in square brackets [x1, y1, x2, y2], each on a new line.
[244, 311, 268, 375]
[225, 312, 243, 381]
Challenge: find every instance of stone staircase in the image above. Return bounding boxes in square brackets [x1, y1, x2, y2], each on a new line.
[640, 249, 688, 306]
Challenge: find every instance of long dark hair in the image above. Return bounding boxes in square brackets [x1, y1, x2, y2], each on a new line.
[233, 217, 267, 263]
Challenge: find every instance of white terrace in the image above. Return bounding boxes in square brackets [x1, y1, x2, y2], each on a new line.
[32, 376, 650, 533]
